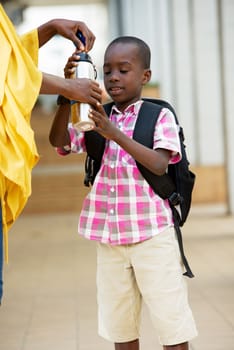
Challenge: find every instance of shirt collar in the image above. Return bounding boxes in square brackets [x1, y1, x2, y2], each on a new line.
[111, 100, 143, 115]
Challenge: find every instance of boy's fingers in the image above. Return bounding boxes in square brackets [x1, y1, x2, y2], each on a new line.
[95, 102, 105, 112]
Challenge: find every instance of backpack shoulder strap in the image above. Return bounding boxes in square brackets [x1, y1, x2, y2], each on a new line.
[84, 102, 113, 161]
[134, 100, 194, 278]
[84, 102, 113, 186]
[103, 101, 114, 116]
[142, 97, 179, 124]
[133, 101, 162, 148]
[133, 100, 176, 199]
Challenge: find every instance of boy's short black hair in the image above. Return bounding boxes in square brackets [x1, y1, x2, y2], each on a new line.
[106, 36, 151, 69]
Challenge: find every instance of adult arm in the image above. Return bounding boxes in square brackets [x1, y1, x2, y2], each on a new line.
[40, 72, 102, 105]
[37, 19, 95, 51]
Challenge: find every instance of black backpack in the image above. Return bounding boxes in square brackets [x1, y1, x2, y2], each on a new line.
[84, 98, 195, 278]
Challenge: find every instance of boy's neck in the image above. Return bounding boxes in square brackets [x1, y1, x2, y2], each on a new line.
[114, 97, 142, 112]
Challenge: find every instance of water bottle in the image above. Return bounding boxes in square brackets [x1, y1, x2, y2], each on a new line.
[71, 52, 97, 131]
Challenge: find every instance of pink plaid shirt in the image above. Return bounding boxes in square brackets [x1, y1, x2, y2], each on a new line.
[58, 100, 181, 245]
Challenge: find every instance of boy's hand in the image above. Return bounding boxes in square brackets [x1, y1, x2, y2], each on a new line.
[89, 103, 119, 139]
[64, 52, 80, 79]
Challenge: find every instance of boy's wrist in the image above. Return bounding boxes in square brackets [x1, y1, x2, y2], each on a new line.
[111, 127, 123, 143]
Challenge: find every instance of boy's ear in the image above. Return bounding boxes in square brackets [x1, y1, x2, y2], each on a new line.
[142, 69, 151, 85]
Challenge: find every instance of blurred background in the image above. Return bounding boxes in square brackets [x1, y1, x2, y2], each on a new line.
[3, 0, 234, 215]
[1, 1, 234, 350]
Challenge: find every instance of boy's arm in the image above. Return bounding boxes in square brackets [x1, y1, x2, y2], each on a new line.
[49, 103, 71, 147]
[112, 133, 170, 176]
[37, 18, 95, 51]
[89, 103, 171, 176]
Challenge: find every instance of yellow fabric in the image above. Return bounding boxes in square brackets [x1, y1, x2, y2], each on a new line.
[0, 4, 42, 261]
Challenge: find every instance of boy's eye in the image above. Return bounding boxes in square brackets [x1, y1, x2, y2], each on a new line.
[104, 71, 111, 75]
[120, 70, 128, 74]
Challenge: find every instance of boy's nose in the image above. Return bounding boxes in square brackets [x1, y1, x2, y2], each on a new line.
[109, 72, 119, 82]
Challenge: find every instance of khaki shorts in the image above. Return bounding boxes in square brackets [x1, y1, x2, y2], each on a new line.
[96, 227, 198, 346]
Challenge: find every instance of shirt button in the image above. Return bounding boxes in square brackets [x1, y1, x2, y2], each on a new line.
[110, 163, 115, 169]
[110, 187, 115, 193]
[110, 209, 114, 214]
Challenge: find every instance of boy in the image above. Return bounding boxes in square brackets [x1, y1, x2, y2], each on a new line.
[49, 36, 198, 350]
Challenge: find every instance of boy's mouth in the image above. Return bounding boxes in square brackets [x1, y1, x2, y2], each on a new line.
[109, 87, 123, 95]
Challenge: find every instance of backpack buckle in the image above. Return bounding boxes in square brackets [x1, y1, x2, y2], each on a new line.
[169, 192, 182, 206]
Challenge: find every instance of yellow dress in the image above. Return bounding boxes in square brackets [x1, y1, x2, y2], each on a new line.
[0, 4, 42, 261]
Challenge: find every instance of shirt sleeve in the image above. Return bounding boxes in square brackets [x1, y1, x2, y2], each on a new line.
[153, 108, 181, 164]
[19, 29, 39, 65]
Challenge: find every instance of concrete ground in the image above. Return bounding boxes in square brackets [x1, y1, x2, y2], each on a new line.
[0, 204, 233, 350]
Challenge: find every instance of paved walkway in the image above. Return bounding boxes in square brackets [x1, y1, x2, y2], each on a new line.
[0, 205, 234, 350]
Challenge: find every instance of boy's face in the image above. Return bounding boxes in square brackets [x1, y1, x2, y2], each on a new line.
[103, 42, 151, 111]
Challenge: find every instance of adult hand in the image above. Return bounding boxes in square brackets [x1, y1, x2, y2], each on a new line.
[40, 73, 102, 106]
[55, 19, 95, 52]
[61, 51, 101, 104]
[38, 19, 95, 52]
[63, 78, 102, 106]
